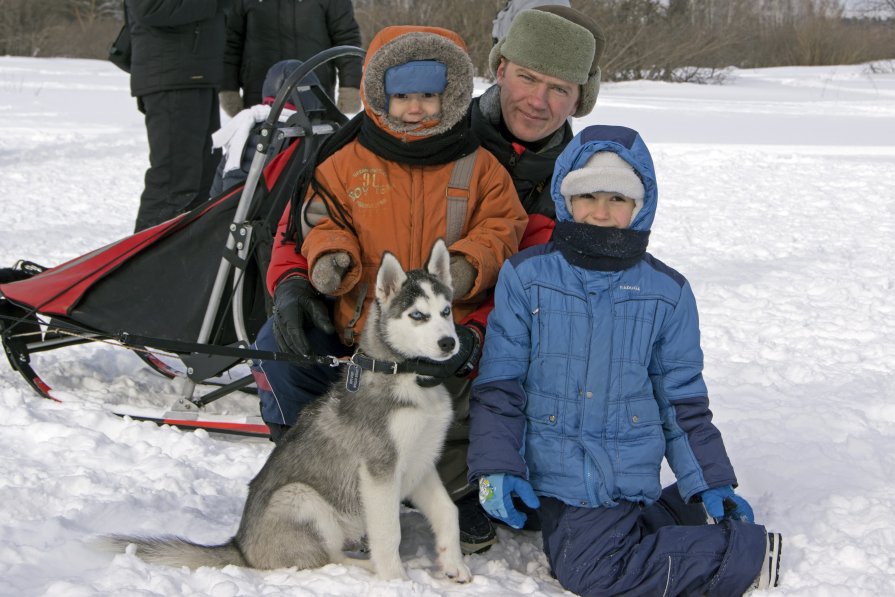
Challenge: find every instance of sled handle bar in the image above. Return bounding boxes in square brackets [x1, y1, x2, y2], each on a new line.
[258, 45, 366, 155]
[223, 45, 365, 346]
[184, 46, 365, 405]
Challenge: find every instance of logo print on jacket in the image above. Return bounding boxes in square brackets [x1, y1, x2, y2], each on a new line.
[348, 168, 389, 207]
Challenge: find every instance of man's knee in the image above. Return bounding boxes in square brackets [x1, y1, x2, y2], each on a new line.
[265, 422, 291, 444]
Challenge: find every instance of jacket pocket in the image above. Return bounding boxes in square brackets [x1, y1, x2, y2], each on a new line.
[524, 390, 559, 429]
[524, 391, 564, 479]
[535, 285, 588, 360]
[612, 297, 660, 367]
[625, 396, 661, 427]
[618, 396, 665, 473]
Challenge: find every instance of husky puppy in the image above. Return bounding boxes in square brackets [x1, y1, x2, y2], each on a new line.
[110, 239, 471, 582]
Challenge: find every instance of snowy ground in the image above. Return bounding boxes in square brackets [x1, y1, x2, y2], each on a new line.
[1, 56, 895, 596]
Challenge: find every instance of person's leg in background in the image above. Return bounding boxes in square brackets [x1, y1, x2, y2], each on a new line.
[135, 88, 220, 232]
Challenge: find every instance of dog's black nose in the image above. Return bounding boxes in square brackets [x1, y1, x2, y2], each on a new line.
[438, 336, 456, 352]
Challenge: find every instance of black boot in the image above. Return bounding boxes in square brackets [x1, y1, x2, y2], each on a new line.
[455, 492, 497, 555]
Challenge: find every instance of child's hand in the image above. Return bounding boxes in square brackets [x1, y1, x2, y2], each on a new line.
[449, 254, 476, 298]
[700, 485, 754, 523]
[310, 252, 351, 294]
[478, 473, 540, 529]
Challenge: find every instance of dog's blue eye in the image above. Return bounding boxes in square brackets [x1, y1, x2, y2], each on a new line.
[409, 311, 427, 321]
[441, 306, 451, 317]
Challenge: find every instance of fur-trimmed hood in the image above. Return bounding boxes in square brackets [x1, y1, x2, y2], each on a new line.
[362, 26, 474, 140]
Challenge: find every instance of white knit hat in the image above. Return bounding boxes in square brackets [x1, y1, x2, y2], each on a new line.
[560, 151, 644, 222]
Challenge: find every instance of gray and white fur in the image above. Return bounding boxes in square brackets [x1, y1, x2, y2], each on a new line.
[107, 239, 470, 582]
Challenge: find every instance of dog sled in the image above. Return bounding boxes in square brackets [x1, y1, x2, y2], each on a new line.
[0, 47, 365, 438]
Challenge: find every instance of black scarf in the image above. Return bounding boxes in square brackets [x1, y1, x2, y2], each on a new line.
[357, 113, 479, 165]
[552, 221, 650, 272]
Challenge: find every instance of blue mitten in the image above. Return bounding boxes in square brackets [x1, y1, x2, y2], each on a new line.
[700, 485, 755, 523]
[478, 473, 540, 529]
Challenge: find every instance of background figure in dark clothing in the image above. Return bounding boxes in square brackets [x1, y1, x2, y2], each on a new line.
[126, 0, 227, 233]
[209, 59, 325, 198]
[220, 0, 363, 117]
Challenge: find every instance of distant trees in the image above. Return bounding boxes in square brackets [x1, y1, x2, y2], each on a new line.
[353, 0, 499, 84]
[855, 0, 895, 16]
[2, 0, 893, 83]
[0, 0, 120, 58]
[353, 0, 895, 81]
[574, 0, 895, 81]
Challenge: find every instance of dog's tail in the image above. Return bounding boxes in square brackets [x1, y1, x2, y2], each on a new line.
[102, 535, 247, 569]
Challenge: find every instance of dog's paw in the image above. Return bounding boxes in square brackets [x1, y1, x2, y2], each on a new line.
[375, 564, 409, 581]
[366, 555, 408, 581]
[440, 556, 472, 583]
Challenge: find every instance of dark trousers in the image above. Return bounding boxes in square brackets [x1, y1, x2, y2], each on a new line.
[251, 317, 475, 499]
[135, 88, 220, 232]
[538, 485, 768, 597]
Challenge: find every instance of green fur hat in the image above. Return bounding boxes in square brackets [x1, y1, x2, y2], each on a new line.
[489, 6, 605, 118]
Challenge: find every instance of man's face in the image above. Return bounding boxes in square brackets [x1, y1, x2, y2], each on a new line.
[495, 59, 580, 143]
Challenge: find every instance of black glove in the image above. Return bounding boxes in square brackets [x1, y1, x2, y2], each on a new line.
[409, 324, 482, 379]
[271, 277, 335, 356]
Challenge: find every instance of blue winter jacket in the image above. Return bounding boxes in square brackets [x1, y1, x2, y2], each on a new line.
[467, 125, 737, 508]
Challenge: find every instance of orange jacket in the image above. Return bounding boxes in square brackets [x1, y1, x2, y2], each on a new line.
[269, 25, 527, 345]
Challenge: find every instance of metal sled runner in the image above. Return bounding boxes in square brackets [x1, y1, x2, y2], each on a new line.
[0, 47, 365, 438]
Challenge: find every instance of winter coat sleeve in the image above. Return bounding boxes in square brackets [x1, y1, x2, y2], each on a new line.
[467, 261, 532, 481]
[266, 201, 309, 295]
[651, 280, 737, 502]
[459, 214, 553, 330]
[222, 0, 246, 92]
[326, 0, 363, 88]
[129, 0, 220, 27]
[299, 157, 362, 296]
[448, 153, 527, 300]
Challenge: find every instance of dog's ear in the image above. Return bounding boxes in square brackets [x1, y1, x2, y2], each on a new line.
[426, 238, 451, 289]
[376, 251, 407, 303]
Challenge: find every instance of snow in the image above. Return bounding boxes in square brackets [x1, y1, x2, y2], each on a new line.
[1, 55, 895, 596]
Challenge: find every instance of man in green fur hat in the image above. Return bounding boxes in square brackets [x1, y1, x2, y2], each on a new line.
[470, 5, 606, 232]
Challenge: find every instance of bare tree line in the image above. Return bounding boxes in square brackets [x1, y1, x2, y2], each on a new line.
[2, 0, 893, 82]
[0, 0, 120, 59]
[582, 0, 895, 81]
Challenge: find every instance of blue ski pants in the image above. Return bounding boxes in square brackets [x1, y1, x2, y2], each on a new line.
[538, 484, 768, 597]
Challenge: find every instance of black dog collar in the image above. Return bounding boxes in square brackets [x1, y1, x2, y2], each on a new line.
[344, 351, 443, 392]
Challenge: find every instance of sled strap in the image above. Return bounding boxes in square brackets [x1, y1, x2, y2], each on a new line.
[113, 331, 326, 366]
[444, 150, 477, 247]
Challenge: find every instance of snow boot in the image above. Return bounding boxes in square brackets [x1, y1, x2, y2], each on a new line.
[753, 532, 782, 590]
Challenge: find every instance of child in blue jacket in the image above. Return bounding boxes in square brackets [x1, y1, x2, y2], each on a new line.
[468, 125, 782, 596]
